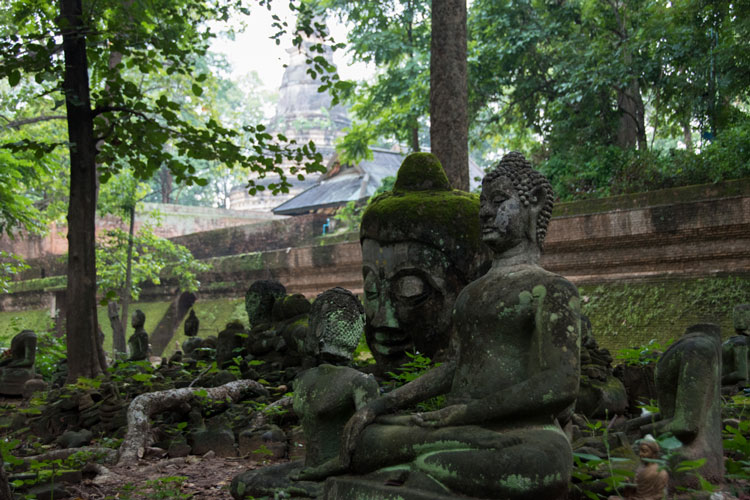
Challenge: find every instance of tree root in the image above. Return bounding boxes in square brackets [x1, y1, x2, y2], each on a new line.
[118, 379, 268, 465]
[22, 447, 119, 465]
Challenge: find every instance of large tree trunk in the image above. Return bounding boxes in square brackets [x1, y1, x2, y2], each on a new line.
[61, 0, 106, 382]
[430, 0, 468, 191]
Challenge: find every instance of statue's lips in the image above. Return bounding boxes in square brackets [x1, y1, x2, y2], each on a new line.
[372, 329, 410, 354]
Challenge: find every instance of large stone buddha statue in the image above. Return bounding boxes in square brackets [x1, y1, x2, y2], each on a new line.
[360, 152, 489, 374]
[300, 152, 580, 500]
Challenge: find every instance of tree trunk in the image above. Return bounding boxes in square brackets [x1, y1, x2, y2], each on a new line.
[61, 0, 106, 382]
[683, 119, 693, 150]
[430, 0, 468, 191]
[118, 203, 135, 353]
[410, 124, 420, 152]
[118, 379, 269, 465]
[108, 301, 125, 357]
[159, 167, 173, 203]
[616, 80, 647, 151]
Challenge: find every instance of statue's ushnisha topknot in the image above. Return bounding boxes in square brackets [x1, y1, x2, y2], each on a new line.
[484, 151, 554, 248]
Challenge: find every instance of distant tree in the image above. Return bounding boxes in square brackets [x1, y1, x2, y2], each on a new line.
[0, 0, 324, 381]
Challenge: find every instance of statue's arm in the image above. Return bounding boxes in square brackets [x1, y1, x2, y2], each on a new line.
[415, 281, 581, 427]
[339, 361, 455, 466]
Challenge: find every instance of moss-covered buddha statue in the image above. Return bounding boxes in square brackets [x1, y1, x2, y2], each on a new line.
[360, 152, 489, 373]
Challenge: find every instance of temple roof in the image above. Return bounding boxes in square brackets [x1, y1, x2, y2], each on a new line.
[273, 149, 485, 215]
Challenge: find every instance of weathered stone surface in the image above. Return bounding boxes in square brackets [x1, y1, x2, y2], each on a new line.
[722, 304, 750, 389]
[646, 323, 724, 487]
[238, 425, 287, 460]
[189, 427, 237, 457]
[57, 429, 93, 449]
[0, 329, 37, 396]
[216, 321, 247, 369]
[360, 152, 489, 372]
[577, 316, 628, 418]
[231, 460, 321, 500]
[245, 279, 286, 328]
[22, 378, 47, 399]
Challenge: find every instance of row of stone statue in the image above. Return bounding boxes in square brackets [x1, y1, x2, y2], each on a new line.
[3, 151, 747, 500]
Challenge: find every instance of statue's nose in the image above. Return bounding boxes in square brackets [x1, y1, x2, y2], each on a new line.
[371, 296, 399, 329]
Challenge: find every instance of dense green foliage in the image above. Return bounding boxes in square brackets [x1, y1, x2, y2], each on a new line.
[311, 0, 749, 198]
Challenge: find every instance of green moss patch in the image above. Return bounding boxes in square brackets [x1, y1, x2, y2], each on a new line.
[581, 276, 750, 352]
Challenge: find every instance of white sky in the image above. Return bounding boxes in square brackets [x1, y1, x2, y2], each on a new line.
[209, 4, 371, 95]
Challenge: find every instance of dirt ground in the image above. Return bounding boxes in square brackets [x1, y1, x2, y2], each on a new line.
[71, 454, 288, 499]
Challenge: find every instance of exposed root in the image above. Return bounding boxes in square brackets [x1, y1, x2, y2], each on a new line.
[118, 379, 268, 465]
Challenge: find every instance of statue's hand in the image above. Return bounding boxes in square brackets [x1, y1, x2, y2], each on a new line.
[340, 405, 379, 468]
[411, 404, 468, 427]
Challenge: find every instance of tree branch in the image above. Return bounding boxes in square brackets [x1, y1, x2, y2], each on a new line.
[2, 115, 67, 129]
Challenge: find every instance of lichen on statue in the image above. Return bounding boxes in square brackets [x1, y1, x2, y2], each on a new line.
[360, 152, 490, 374]
[230, 287, 377, 500]
[307, 152, 580, 500]
[643, 323, 724, 488]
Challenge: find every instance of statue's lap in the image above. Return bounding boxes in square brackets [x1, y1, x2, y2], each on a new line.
[350, 423, 572, 499]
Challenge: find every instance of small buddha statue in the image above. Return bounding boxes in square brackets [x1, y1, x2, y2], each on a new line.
[181, 309, 203, 358]
[127, 310, 150, 361]
[608, 437, 668, 500]
[722, 304, 750, 389]
[231, 287, 377, 499]
[0, 330, 38, 396]
[245, 279, 286, 329]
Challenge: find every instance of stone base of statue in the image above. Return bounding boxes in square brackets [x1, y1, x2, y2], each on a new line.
[0, 367, 35, 396]
[231, 461, 321, 499]
[323, 471, 569, 500]
[323, 475, 459, 500]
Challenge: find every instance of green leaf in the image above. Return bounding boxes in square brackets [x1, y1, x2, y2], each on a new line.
[8, 69, 21, 87]
[191, 83, 203, 96]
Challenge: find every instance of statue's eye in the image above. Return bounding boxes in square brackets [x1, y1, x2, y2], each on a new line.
[395, 275, 429, 305]
[364, 273, 379, 302]
[493, 195, 508, 204]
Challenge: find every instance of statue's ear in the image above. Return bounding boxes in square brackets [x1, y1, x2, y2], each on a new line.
[529, 185, 547, 214]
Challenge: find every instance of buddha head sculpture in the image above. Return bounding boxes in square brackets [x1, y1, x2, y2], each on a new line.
[245, 279, 286, 328]
[479, 151, 554, 256]
[131, 309, 146, 330]
[360, 152, 489, 372]
[306, 287, 365, 363]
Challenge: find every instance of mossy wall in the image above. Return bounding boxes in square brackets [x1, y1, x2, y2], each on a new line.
[581, 276, 750, 352]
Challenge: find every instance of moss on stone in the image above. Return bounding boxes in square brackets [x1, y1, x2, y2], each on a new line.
[7, 276, 67, 293]
[393, 153, 451, 193]
[581, 276, 750, 353]
[361, 189, 484, 281]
